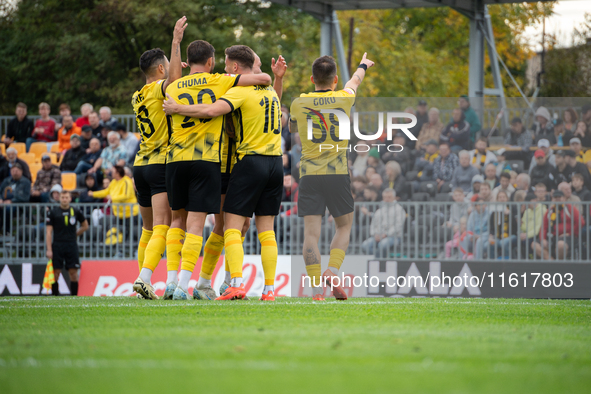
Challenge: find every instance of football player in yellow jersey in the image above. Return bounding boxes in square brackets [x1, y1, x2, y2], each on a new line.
[163, 45, 284, 301]
[131, 16, 187, 300]
[162, 40, 272, 300]
[290, 53, 374, 301]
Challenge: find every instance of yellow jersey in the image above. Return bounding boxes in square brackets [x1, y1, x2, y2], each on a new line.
[290, 88, 356, 177]
[92, 176, 139, 218]
[165, 72, 239, 163]
[132, 79, 170, 166]
[221, 85, 282, 160]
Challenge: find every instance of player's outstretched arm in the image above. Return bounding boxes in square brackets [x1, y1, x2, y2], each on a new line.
[162, 16, 188, 92]
[344, 52, 375, 92]
[271, 55, 287, 100]
[236, 73, 272, 87]
[163, 93, 232, 118]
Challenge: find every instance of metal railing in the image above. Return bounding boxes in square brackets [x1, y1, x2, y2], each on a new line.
[1, 201, 589, 263]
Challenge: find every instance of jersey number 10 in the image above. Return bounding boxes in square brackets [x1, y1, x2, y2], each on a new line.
[259, 96, 280, 134]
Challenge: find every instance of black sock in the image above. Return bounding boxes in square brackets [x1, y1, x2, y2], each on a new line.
[70, 281, 78, 296]
[51, 282, 59, 296]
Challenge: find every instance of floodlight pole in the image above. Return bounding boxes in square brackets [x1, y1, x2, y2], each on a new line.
[319, 9, 351, 87]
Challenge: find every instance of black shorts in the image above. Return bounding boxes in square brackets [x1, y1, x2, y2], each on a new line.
[223, 155, 283, 217]
[133, 164, 167, 207]
[221, 172, 231, 195]
[52, 242, 80, 270]
[298, 174, 354, 218]
[166, 160, 221, 213]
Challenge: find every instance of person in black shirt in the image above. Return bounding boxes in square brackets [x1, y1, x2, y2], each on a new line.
[3, 102, 34, 146]
[554, 150, 572, 184]
[45, 190, 88, 296]
[564, 149, 591, 191]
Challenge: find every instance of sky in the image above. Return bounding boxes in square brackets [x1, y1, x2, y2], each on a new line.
[522, 0, 591, 51]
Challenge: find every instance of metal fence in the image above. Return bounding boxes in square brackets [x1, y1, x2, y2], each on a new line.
[1, 201, 589, 263]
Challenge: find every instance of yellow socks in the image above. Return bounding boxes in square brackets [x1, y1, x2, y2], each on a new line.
[305, 263, 322, 291]
[166, 228, 185, 273]
[201, 232, 224, 280]
[258, 231, 277, 286]
[224, 229, 244, 279]
[142, 225, 169, 272]
[180, 233, 203, 273]
[137, 228, 153, 272]
[328, 248, 346, 274]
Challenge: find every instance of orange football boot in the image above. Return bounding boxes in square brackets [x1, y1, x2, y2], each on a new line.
[312, 294, 325, 301]
[215, 283, 246, 300]
[322, 269, 348, 300]
[260, 291, 275, 301]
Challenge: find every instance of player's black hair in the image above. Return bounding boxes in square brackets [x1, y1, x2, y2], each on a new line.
[312, 56, 337, 87]
[225, 45, 255, 69]
[187, 40, 215, 66]
[139, 48, 167, 76]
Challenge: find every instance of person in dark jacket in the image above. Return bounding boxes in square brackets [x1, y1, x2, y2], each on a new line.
[440, 108, 471, 152]
[487, 190, 518, 259]
[529, 149, 559, 191]
[0, 164, 31, 233]
[383, 160, 408, 201]
[565, 150, 591, 191]
[458, 95, 481, 142]
[30, 154, 61, 202]
[572, 173, 591, 203]
[3, 103, 34, 146]
[4, 147, 32, 181]
[60, 134, 86, 172]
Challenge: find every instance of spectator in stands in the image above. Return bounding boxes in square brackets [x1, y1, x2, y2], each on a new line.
[55, 103, 71, 129]
[57, 115, 81, 152]
[30, 154, 61, 202]
[280, 105, 291, 152]
[79, 125, 94, 152]
[534, 190, 582, 260]
[403, 106, 419, 150]
[49, 184, 63, 203]
[434, 143, 458, 191]
[415, 107, 443, 152]
[115, 123, 139, 163]
[530, 149, 559, 191]
[504, 117, 532, 162]
[564, 150, 591, 190]
[554, 151, 572, 185]
[414, 100, 429, 139]
[529, 139, 555, 169]
[512, 173, 531, 200]
[78, 174, 102, 203]
[99, 106, 118, 129]
[369, 173, 385, 196]
[491, 172, 515, 201]
[458, 95, 481, 142]
[413, 139, 438, 185]
[75, 138, 102, 175]
[352, 144, 369, 177]
[563, 108, 578, 134]
[532, 106, 555, 145]
[89, 131, 127, 178]
[582, 104, 591, 129]
[4, 102, 34, 147]
[558, 182, 580, 203]
[572, 173, 591, 202]
[361, 188, 406, 257]
[352, 176, 368, 202]
[4, 147, 32, 181]
[446, 217, 468, 259]
[75, 103, 93, 128]
[365, 166, 376, 180]
[384, 161, 408, 201]
[446, 188, 469, 231]
[535, 182, 551, 203]
[569, 138, 585, 163]
[487, 190, 518, 259]
[60, 134, 86, 172]
[465, 174, 483, 202]
[88, 111, 102, 137]
[483, 163, 499, 190]
[520, 192, 545, 257]
[0, 164, 31, 233]
[469, 137, 497, 172]
[283, 152, 291, 175]
[571, 121, 591, 148]
[362, 185, 380, 204]
[27, 102, 56, 150]
[451, 150, 479, 193]
[478, 182, 493, 203]
[99, 125, 111, 149]
[466, 194, 489, 259]
[367, 148, 385, 176]
[383, 132, 412, 173]
[441, 108, 471, 152]
[282, 174, 297, 202]
[552, 120, 570, 147]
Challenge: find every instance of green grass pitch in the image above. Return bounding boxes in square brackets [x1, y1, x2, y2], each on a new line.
[0, 297, 590, 393]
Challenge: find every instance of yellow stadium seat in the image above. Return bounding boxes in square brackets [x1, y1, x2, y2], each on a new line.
[49, 153, 60, 165]
[50, 144, 61, 153]
[11, 142, 26, 155]
[29, 142, 48, 160]
[20, 153, 36, 165]
[29, 163, 42, 183]
[0, 143, 5, 156]
[62, 173, 77, 191]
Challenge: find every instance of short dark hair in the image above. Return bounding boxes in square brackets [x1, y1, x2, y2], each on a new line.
[16, 102, 27, 110]
[113, 165, 125, 178]
[139, 48, 167, 76]
[225, 45, 255, 69]
[572, 173, 585, 182]
[500, 172, 511, 180]
[439, 142, 450, 148]
[187, 40, 215, 66]
[476, 136, 488, 145]
[511, 117, 522, 125]
[535, 183, 547, 190]
[312, 56, 337, 87]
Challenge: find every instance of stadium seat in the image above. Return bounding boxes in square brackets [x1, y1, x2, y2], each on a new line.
[20, 152, 36, 165]
[488, 136, 504, 146]
[49, 153, 60, 165]
[0, 143, 5, 156]
[62, 173, 77, 191]
[29, 163, 42, 183]
[435, 193, 453, 202]
[11, 142, 26, 155]
[439, 181, 452, 194]
[419, 181, 437, 198]
[29, 142, 48, 160]
[50, 144, 61, 153]
[506, 160, 524, 174]
[405, 170, 418, 182]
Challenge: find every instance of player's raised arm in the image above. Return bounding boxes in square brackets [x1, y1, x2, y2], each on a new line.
[162, 93, 232, 118]
[236, 72, 272, 87]
[344, 52, 375, 92]
[271, 55, 287, 101]
[162, 16, 188, 92]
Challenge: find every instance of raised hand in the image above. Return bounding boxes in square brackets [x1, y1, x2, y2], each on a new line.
[360, 52, 375, 68]
[271, 55, 287, 78]
[173, 16, 188, 44]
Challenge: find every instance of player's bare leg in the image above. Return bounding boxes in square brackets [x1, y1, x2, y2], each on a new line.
[255, 215, 278, 301]
[172, 211, 207, 300]
[216, 212, 248, 300]
[323, 212, 353, 300]
[303, 215, 324, 300]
